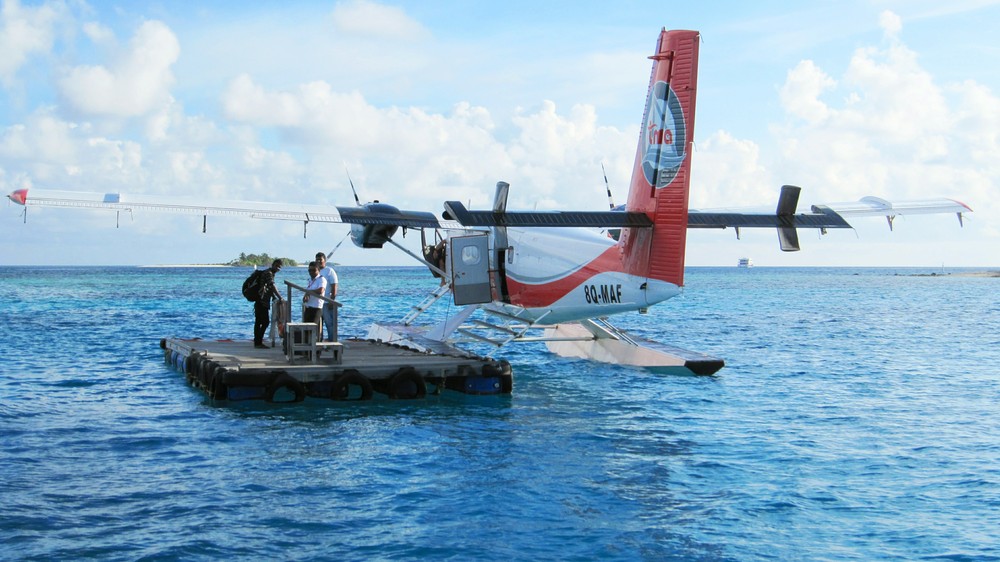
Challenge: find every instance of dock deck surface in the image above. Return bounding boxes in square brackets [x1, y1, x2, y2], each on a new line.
[163, 336, 512, 401]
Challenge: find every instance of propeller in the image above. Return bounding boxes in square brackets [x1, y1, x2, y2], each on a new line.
[345, 166, 361, 206]
[602, 162, 616, 210]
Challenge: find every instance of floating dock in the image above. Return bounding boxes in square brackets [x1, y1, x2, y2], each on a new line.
[161, 332, 512, 402]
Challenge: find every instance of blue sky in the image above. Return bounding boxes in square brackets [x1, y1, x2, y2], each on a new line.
[1, 0, 997, 267]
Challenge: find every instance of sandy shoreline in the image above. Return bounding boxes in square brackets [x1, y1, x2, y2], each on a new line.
[139, 264, 233, 268]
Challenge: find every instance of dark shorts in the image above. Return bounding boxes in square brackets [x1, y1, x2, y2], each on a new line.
[303, 306, 321, 324]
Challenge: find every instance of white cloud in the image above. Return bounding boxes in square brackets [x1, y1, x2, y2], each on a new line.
[840, 42, 949, 148]
[330, 0, 429, 40]
[145, 99, 218, 144]
[222, 75, 383, 147]
[779, 60, 836, 124]
[58, 20, 179, 117]
[220, 72, 636, 210]
[879, 10, 903, 39]
[690, 130, 773, 208]
[763, 13, 999, 247]
[82, 21, 115, 46]
[505, 101, 611, 204]
[0, 0, 64, 84]
[0, 108, 144, 186]
[951, 80, 1000, 168]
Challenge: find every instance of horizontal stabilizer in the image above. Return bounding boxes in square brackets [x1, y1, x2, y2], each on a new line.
[686, 209, 852, 230]
[688, 185, 851, 233]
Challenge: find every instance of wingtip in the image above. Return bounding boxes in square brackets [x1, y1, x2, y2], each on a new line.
[7, 188, 27, 205]
[949, 198, 974, 212]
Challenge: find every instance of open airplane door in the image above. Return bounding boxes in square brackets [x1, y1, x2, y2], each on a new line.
[449, 234, 491, 305]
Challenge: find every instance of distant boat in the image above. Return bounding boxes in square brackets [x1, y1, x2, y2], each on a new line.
[737, 257, 753, 268]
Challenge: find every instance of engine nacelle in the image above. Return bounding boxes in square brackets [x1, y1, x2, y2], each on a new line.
[349, 202, 401, 248]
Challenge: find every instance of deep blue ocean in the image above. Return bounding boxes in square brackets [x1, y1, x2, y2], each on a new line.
[1, 265, 998, 561]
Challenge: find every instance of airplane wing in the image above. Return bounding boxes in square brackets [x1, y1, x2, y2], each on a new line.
[689, 198, 971, 225]
[6, 188, 464, 230]
[817, 196, 972, 222]
[8, 185, 971, 242]
[686, 185, 972, 251]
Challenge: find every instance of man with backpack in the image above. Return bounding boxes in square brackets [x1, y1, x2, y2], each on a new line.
[247, 259, 284, 348]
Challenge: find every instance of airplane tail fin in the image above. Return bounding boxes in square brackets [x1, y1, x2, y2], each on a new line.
[620, 29, 700, 288]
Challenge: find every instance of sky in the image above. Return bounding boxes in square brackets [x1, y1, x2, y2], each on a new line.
[1, 0, 998, 268]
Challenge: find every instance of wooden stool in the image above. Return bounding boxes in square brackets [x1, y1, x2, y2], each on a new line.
[316, 341, 344, 364]
[286, 323, 319, 364]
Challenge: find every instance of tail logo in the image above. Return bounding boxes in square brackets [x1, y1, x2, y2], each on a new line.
[641, 81, 687, 189]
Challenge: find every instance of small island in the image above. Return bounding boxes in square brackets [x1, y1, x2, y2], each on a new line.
[228, 252, 299, 267]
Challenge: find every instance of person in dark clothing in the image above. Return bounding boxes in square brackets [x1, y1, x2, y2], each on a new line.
[253, 259, 284, 348]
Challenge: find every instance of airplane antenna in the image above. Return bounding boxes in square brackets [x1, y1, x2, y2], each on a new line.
[346, 167, 361, 206]
[602, 162, 616, 210]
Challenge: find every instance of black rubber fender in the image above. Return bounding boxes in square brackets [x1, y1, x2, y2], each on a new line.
[330, 369, 374, 401]
[266, 373, 306, 403]
[481, 361, 513, 394]
[221, 371, 276, 388]
[387, 367, 426, 399]
[498, 359, 513, 377]
[208, 367, 229, 400]
[205, 363, 225, 393]
[185, 353, 199, 376]
[198, 360, 215, 388]
[186, 354, 202, 385]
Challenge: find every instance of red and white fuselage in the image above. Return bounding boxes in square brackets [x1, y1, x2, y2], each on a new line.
[495, 227, 680, 324]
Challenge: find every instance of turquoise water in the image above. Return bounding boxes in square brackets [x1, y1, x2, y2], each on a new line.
[1, 266, 998, 561]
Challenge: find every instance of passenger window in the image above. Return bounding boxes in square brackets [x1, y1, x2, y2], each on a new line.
[461, 245, 481, 265]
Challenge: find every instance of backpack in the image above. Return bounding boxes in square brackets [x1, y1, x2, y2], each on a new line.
[241, 270, 265, 301]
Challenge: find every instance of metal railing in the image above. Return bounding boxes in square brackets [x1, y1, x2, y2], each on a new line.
[282, 280, 342, 342]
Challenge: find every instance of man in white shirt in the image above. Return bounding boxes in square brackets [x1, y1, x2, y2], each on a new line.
[316, 252, 339, 341]
[302, 261, 327, 326]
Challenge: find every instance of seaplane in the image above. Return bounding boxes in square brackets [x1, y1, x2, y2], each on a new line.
[5, 28, 972, 376]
